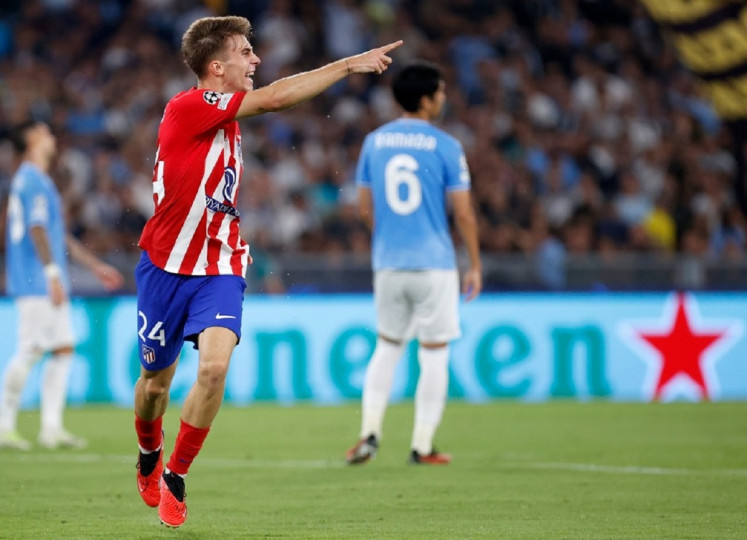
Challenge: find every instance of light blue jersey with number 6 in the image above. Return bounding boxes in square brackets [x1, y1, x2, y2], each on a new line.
[6, 162, 69, 296]
[355, 118, 471, 270]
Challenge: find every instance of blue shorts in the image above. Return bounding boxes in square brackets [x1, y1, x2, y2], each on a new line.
[135, 251, 246, 371]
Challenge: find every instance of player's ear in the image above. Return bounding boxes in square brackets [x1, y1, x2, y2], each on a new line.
[418, 93, 432, 112]
[208, 60, 224, 77]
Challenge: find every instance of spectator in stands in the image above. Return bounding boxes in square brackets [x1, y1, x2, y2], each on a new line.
[0, 0, 744, 292]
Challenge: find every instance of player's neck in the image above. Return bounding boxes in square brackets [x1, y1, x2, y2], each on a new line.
[401, 111, 431, 122]
[197, 76, 228, 93]
[24, 150, 50, 173]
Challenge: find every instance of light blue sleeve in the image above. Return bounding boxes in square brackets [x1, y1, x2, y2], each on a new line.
[355, 135, 373, 188]
[20, 170, 50, 228]
[442, 136, 471, 192]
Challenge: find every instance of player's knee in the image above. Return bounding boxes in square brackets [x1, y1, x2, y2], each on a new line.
[15, 348, 44, 369]
[143, 377, 170, 401]
[196, 358, 229, 388]
[379, 334, 403, 346]
[50, 345, 74, 356]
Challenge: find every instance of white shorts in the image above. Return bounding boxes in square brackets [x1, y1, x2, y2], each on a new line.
[16, 297, 75, 353]
[374, 269, 461, 343]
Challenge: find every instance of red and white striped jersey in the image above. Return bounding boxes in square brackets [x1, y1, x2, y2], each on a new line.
[139, 88, 250, 277]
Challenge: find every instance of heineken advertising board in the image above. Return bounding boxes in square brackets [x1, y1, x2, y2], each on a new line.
[1, 292, 744, 407]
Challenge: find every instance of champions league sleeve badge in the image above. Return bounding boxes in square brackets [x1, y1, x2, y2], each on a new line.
[203, 91, 222, 105]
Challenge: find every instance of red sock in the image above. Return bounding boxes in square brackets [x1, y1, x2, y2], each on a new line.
[135, 415, 163, 453]
[166, 419, 210, 476]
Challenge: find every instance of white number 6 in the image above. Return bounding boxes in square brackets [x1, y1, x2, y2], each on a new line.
[384, 154, 422, 215]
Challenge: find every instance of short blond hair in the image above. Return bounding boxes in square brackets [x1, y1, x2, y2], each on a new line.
[182, 16, 252, 78]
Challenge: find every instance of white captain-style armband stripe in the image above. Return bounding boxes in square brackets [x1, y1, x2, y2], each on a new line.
[43, 263, 61, 280]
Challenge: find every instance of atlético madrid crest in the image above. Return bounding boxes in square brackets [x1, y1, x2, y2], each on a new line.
[618, 292, 742, 402]
[141, 344, 156, 365]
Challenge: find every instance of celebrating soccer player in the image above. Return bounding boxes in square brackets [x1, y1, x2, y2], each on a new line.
[132, 15, 402, 528]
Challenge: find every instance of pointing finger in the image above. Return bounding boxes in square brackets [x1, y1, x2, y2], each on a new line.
[380, 40, 404, 53]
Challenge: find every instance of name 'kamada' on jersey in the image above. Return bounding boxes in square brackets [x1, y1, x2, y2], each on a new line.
[374, 132, 437, 151]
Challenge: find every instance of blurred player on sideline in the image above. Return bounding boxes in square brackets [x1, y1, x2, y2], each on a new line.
[0, 120, 124, 451]
[346, 61, 481, 466]
[133, 15, 402, 528]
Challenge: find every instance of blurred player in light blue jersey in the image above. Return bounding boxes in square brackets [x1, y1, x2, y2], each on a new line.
[346, 62, 481, 465]
[0, 120, 123, 451]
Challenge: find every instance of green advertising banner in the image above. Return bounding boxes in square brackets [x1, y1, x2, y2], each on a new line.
[0, 292, 744, 407]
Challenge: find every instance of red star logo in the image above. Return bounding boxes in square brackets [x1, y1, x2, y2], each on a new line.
[636, 293, 728, 401]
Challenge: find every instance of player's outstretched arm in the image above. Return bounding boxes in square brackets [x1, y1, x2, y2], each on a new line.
[235, 40, 403, 119]
[65, 234, 125, 291]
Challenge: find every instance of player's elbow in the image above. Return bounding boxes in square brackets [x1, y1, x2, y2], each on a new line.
[239, 92, 291, 117]
[358, 206, 371, 223]
[454, 210, 477, 231]
[263, 96, 290, 112]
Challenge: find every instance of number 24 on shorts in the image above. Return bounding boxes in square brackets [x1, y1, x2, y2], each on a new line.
[138, 310, 166, 346]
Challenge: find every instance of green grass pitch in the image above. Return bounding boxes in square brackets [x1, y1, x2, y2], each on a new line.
[0, 401, 745, 539]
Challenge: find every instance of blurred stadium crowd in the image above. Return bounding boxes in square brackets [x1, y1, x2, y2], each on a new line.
[0, 0, 745, 292]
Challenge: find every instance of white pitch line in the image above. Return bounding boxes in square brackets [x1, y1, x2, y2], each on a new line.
[0, 452, 345, 469]
[2, 453, 746, 477]
[500, 461, 747, 477]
